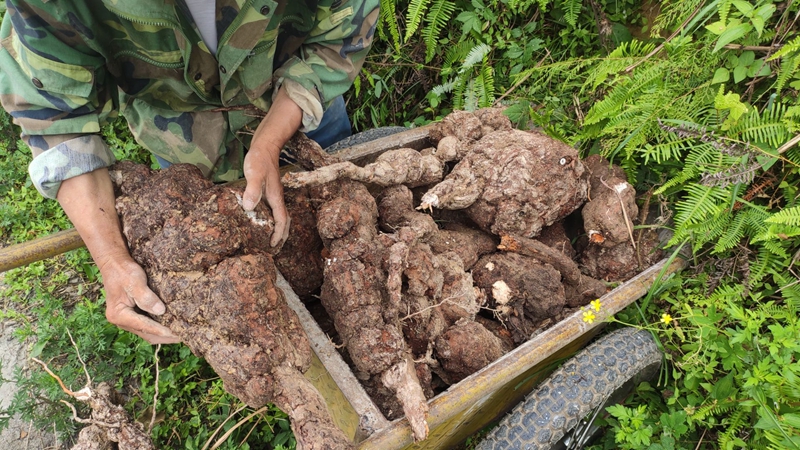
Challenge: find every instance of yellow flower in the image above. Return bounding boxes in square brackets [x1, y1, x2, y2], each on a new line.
[661, 313, 673, 325]
[590, 299, 602, 312]
[582, 311, 596, 324]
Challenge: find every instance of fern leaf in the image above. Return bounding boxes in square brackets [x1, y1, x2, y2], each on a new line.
[378, 0, 401, 51]
[560, 0, 582, 27]
[714, 210, 748, 253]
[674, 183, 730, 227]
[422, 0, 456, 62]
[404, 0, 431, 41]
[477, 63, 495, 107]
[765, 206, 800, 226]
[718, 0, 734, 25]
[462, 43, 492, 71]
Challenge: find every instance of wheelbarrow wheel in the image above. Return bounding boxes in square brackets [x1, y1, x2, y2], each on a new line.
[476, 327, 662, 450]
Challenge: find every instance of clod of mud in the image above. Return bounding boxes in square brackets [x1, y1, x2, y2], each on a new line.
[112, 162, 352, 450]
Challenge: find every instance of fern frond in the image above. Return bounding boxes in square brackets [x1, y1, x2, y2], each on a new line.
[378, 0, 401, 51]
[476, 63, 495, 107]
[769, 36, 800, 61]
[462, 43, 492, 70]
[443, 40, 475, 72]
[713, 210, 748, 253]
[749, 246, 788, 286]
[765, 206, 800, 227]
[729, 103, 789, 149]
[718, 408, 749, 449]
[404, 0, 431, 41]
[560, 0, 582, 27]
[584, 65, 664, 126]
[674, 183, 730, 227]
[718, 0, 734, 25]
[422, 0, 456, 62]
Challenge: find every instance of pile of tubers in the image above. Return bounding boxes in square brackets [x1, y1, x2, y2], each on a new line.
[109, 108, 662, 448]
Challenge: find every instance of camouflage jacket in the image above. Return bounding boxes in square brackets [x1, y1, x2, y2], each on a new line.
[0, 0, 379, 198]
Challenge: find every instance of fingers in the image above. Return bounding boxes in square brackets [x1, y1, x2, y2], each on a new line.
[103, 259, 179, 344]
[265, 171, 290, 247]
[123, 267, 166, 315]
[243, 150, 289, 247]
[114, 309, 181, 344]
[242, 177, 264, 212]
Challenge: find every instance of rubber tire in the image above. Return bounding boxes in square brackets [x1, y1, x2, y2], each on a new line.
[476, 327, 662, 450]
[324, 126, 410, 153]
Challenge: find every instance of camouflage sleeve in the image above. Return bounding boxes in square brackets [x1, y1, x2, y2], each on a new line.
[273, 0, 380, 132]
[0, 0, 116, 199]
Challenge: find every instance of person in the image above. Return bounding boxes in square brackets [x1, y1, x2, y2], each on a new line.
[0, 0, 380, 344]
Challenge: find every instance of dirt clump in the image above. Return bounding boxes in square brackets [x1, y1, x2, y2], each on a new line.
[578, 154, 664, 280]
[112, 162, 352, 450]
[420, 128, 588, 238]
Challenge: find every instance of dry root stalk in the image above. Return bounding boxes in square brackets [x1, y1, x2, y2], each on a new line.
[32, 342, 155, 450]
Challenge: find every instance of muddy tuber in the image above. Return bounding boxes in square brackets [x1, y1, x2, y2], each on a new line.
[112, 162, 352, 450]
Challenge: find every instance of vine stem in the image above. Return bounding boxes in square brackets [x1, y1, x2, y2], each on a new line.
[148, 344, 161, 434]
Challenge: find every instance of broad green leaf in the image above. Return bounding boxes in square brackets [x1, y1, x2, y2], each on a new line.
[715, 88, 748, 123]
[733, 65, 747, 83]
[747, 60, 771, 77]
[705, 20, 726, 35]
[713, 67, 730, 84]
[739, 51, 755, 66]
[714, 23, 753, 52]
[732, 0, 753, 15]
[755, 4, 776, 22]
[751, 16, 765, 36]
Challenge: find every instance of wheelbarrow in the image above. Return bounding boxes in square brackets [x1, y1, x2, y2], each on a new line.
[0, 126, 686, 449]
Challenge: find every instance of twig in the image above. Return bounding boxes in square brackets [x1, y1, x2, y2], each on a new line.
[209, 406, 268, 450]
[694, 428, 707, 450]
[148, 344, 161, 434]
[31, 358, 77, 397]
[624, 1, 705, 74]
[493, 49, 550, 105]
[200, 404, 249, 450]
[723, 44, 783, 51]
[778, 134, 800, 154]
[60, 400, 120, 428]
[400, 295, 466, 322]
[238, 415, 262, 447]
[24, 419, 32, 450]
[599, 177, 637, 249]
[65, 328, 91, 388]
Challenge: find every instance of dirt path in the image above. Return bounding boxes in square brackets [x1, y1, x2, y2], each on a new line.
[0, 277, 59, 449]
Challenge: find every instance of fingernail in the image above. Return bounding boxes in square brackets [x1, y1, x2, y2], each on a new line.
[153, 303, 166, 315]
[243, 198, 256, 211]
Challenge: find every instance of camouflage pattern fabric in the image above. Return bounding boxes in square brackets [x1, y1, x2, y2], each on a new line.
[0, 0, 379, 198]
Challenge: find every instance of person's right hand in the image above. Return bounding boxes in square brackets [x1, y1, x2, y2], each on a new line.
[98, 256, 180, 344]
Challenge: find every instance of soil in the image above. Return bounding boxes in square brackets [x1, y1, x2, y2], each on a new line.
[0, 321, 58, 450]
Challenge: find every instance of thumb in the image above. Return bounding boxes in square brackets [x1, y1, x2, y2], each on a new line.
[242, 179, 264, 211]
[125, 277, 166, 315]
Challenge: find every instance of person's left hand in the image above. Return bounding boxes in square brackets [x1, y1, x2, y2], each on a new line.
[241, 86, 303, 248]
[242, 142, 290, 247]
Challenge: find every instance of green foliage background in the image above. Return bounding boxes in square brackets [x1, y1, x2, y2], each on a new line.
[2, 0, 800, 448]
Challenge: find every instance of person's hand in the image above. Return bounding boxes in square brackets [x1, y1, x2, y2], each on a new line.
[98, 256, 180, 344]
[242, 142, 290, 247]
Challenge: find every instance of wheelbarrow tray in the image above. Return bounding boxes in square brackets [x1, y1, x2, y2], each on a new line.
[0, 126, 685, 449]
[278, 127, 687, 449]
